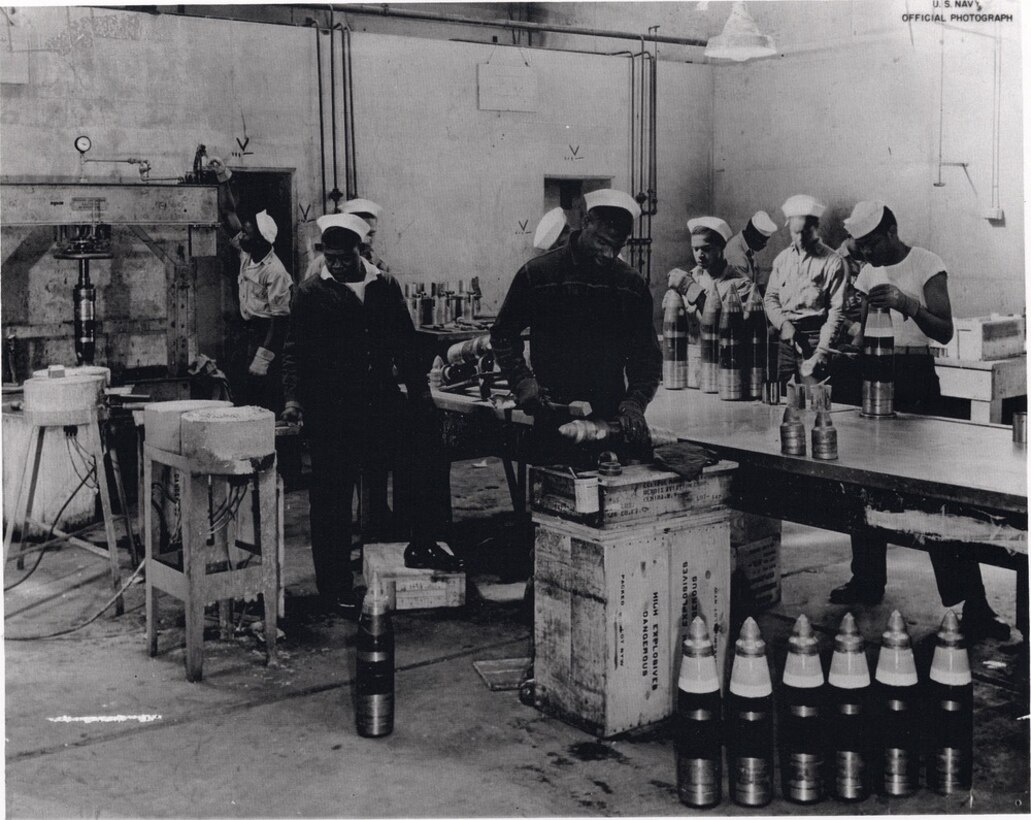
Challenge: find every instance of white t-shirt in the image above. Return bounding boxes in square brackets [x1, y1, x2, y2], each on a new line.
[854, 246, 946, 347]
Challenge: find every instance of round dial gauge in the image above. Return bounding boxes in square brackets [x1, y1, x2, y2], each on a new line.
[74, 135, 92, 154]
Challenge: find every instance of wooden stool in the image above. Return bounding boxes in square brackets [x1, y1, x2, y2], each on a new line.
[143, 443, 279, 682]
[3, 405, 126, 615]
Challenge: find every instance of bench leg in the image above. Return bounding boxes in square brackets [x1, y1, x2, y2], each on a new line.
[1016, 562, 1029, 640]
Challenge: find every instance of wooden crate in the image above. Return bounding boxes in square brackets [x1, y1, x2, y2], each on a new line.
[533, 509, 731, 738]
[362, 542, 465, 610]
[530, 461, 735, 529]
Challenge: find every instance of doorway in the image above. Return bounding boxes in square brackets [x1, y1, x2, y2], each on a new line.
[194, 169, 295, 370]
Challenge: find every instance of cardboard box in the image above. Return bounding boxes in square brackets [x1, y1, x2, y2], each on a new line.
[530, 461, 736, 530]
[362, 542, 465, 610]
[532, 508, 731, 738]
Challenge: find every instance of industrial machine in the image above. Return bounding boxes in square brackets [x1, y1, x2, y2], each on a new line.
[1, 138, 220, 397]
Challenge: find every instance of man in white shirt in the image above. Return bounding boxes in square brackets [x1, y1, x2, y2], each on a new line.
[763, 195, 846, 385]
[830, 200, 1010, 642]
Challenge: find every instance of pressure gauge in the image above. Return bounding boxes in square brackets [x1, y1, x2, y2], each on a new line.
[74, 135, 92, 154]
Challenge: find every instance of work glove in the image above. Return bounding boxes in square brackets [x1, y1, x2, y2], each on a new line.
[513, 377, 547, 416]
[206, 155, 232, 183]
[868, 283, 916, 317]
[779, 321, 797, 342]
[281, 401, 303, 426]
[248, 346, 275, 377]
[617, 399, 650, 448]
[799, 349, 829, 381]
[667, 268, 704, 308]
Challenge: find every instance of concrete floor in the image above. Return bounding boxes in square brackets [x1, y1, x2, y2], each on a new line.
[4, 457, 1029, 818]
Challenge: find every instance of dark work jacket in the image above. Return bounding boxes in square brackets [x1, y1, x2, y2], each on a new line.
[281, 270, 428, 435]
[490, 232, 661, 419]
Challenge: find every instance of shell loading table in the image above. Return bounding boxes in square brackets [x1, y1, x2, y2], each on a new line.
[645, 387, 1028, 635]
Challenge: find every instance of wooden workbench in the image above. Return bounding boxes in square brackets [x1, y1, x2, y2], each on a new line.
[433, 383, 1028, 630]
[645, 386, 1028, 633]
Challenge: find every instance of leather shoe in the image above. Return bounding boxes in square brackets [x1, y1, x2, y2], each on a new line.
[328, 586, 366, 621]
[829, 579, 884, 605]
[404, 541, 464, 572]
[961, 603, 1011, 643]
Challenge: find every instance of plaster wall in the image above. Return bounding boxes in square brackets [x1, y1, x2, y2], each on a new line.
[710, 3, 1023, 319]
[1, 7, 711, 371]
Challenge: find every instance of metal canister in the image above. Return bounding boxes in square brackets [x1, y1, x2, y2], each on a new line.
[419, 295, 435, 327]
[744, 288, 767, 400]
[662, 289, 689, 389]
[440, 361, 477, 385]
[780, 406, 806, 456]
[861, 307, 895, 417]
[699, 285, 721, 394]
[718, 287, 745, 400]
[355, 587, 394, 738]
[811, 411, 838, 460]
[1013, 411, 1026, 444]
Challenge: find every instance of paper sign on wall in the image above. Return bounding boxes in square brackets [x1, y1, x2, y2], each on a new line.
[477, 63, 538, 112]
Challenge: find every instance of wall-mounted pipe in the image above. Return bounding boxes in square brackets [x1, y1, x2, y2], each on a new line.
[343, 4, 707, 48]
[109, 5, 708, 50]
[309, 18, 327, 211]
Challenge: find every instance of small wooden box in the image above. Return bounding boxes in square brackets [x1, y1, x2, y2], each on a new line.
[530, 461, 735, 530]
[362, 542, 465, 610]
[533, 508, 731, 738]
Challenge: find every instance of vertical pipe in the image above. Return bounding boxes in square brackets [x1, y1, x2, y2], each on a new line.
[339, 24, 350, 200]
[328, 15, 340, 210]
[314, 22, 327, 212]
[346, 26, 358, 198]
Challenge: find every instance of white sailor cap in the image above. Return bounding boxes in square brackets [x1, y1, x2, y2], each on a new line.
[749, 210, 778, 237]
[255, 210, 278, 244]
[583, 188, 641, 221]
[316, 213, 370, 243]
[687, 216, 733, 244]
[781, 194, 826, 223]
[533, 207, 567, 250]
[341, 198, 383, 220]
[843, 200, 886, 239]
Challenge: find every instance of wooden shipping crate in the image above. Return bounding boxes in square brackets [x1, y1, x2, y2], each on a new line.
[533, 509, 731, 738]
[530, 461, 736, 529]
[362, 542, 465, 610]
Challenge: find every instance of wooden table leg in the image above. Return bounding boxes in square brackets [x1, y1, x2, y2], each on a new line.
[183, 472, 206, 682]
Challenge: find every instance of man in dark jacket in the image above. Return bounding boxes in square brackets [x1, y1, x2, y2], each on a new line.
[281, 214, 458, 617]
[491, 189, 661, 468]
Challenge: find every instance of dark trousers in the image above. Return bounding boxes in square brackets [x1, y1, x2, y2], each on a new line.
[776, 316, 825, 385]
[848, 353, 988, 606]
[304, 392, 451, 602]
[230, 318, 284, 412]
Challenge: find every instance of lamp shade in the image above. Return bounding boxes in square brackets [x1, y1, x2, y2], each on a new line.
[705, 2, 776, 62]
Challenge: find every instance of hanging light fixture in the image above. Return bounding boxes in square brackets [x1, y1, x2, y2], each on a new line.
[704, 1, 776, 62]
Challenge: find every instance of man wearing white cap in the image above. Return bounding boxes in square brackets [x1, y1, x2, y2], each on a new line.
[763, 194, 846, 385]
[668, 216, 756, 312]
[281, 214, 458, 617]
[303, 197, 391, 280]
[211, 157, 294, 410]
[724, 210, 778, 289]
[832, 201, 1009, 641]
[492, 188, 661, 465]
[532, 207, 570, 253]
[342, 198, 391, 272]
